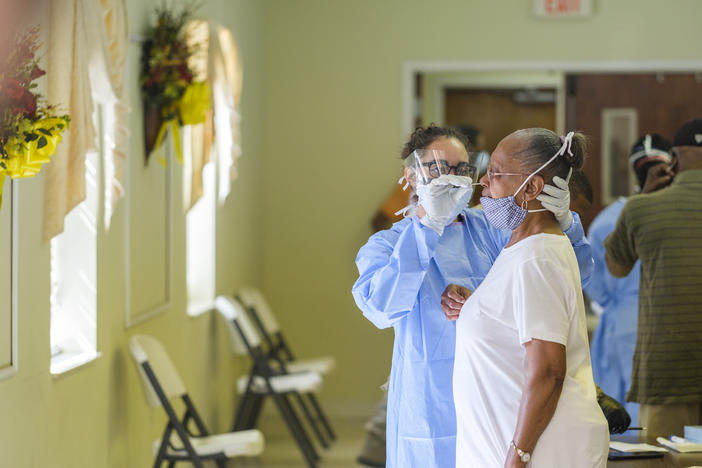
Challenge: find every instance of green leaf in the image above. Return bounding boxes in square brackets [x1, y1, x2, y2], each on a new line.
[37, 128, 52, 136]
[37, 136, 47, 149]
[24, 132, 38, 142]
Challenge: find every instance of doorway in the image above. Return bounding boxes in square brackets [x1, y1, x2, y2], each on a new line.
[411, 64, 702, 229]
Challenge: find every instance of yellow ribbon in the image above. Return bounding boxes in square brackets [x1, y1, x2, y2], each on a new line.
[1, 116, 67, 181]
[178, 81, 210, 126]
[152, 119, 183, 166]
[0, 116, 68, 209]
[151, 81, 209, 166]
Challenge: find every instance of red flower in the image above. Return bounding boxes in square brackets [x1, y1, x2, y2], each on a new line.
[1, 79, 37, 117]
[177, 63, 192, 83]
[30, 65, 45, 80]
[151, 67, 162, 84]
[20, 90, 37, 116]
[3, 80, 24, 100]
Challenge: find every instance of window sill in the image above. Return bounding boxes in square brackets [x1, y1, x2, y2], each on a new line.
[187, 299, 215, 318]
[51, 349, 101, 378]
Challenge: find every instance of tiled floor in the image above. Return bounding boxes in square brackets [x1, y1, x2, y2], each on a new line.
[230, 411, 373, 468]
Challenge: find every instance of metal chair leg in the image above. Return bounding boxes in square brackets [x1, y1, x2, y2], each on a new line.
[280, 393, 319, 461]
[294, 392, 329, 449]
[245, 393, 265, 429]
[233, 391, 255, 431]
[307, 393, 336, 441]
[271, 392, 318, 467]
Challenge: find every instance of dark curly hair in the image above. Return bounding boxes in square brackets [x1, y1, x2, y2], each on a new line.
[400, 124, 471, 160]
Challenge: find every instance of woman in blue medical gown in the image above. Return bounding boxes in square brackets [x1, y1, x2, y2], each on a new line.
[352, 125, 592, 468]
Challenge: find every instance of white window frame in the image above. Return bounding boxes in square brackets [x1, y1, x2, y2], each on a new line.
[0, 181, 19, 381]
[50, 114, 102, 376]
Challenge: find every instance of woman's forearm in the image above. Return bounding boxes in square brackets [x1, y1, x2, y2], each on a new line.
[512, 371, 564, 453]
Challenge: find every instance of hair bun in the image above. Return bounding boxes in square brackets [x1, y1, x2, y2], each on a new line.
[562, 132, 587, 171]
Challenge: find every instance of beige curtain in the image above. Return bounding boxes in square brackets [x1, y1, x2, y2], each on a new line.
[185, 19, 213, 210]
[44, 0, 96, 242]
[91, 0, 129, 229]
[44, 0, 128, 240]
[211, 26, 243, 203]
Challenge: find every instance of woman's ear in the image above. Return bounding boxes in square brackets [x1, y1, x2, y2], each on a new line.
[524, 175, 545, 201]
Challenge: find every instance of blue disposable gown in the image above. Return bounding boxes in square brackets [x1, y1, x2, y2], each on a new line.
[352, 208, 593, 468]
[585, 198, 639, 423]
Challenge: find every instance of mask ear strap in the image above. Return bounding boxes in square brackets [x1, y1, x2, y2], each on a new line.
[514, 131, 575, 196]
[398, 175, 410, 191]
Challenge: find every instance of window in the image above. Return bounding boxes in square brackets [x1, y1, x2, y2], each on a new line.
[184, 125, 216, 316]
[0, 181, 17, 380]
[50, 116, 101, 375]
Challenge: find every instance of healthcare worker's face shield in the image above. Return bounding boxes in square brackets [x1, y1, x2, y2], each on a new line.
[470, 150, 490, 183]
[403, 149, 480, 188]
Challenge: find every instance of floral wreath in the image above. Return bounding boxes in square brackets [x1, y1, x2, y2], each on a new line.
[0, 26, 70, 208]
[140, 2, 210, 165]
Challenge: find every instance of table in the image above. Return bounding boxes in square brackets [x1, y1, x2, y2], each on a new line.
[608, 433, 702, 468]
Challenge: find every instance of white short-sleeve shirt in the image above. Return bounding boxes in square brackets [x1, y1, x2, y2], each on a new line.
[453, 233, 608, 468]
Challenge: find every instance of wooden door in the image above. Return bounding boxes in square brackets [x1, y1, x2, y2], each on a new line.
[566, 73, 702, 229]
[445, 88, 557, 153]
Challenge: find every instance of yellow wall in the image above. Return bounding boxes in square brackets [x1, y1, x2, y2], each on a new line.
[0, 0, 264, 467]
[258, 0, 702, 407]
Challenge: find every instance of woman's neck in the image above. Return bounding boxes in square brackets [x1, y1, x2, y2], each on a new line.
[506, 209, 563, 248]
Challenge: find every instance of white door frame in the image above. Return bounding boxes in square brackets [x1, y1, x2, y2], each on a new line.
[403, 59, 702, 139]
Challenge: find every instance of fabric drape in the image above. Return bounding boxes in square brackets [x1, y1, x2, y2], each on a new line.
[86, 0, 129, 228]
[185, 19, 212, 210]
[44, 0, 129, 240]
[211, 26, 243, 203]
[44, 0, 95, 242]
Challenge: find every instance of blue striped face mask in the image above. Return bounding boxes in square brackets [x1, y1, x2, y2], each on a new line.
[481, 132, 574, 231]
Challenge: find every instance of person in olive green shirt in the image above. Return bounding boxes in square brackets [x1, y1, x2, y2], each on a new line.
[605, 118, 702, 439]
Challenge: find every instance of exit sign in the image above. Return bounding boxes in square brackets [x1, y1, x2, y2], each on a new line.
[534, 0, 592, 17]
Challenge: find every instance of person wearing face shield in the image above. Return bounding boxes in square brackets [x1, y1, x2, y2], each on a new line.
[586, 134, 673, 430]
[604, 118, 702, 440]
[351, 125, 593, 468]
[448, 129, 608, 468]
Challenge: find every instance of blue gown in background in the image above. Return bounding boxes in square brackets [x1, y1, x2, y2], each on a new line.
[585, 198, 640, 424]
[352, 208, 593, 468]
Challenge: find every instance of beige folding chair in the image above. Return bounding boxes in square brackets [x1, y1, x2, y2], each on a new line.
[238, 286, 336, 377]
[215, 295, 324, 468]
[237, 286, 336, 441]
[129, 334, 264, 468]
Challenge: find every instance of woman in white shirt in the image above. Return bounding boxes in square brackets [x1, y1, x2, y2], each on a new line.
[447, 129, 609, 467]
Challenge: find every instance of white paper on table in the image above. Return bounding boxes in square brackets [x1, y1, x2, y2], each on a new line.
[609, 441, 668, 453]
[657, 436, 702, 453]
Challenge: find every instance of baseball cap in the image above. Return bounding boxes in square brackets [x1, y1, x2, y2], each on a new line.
[672, 118, 702, 147]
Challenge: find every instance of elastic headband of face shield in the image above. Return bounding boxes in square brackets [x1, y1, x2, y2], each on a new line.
[628, 134, 672, 170]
